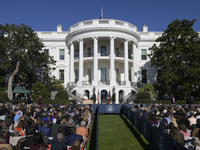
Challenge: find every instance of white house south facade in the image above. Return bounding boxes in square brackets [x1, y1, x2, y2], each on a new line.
[37, 19, 163, 103]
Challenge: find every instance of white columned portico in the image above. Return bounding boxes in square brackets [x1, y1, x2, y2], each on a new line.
[92, 37, 98, 86]
[124, 39, 130, 86]
[110, 37, 116, 86]
[70, 43, 74, 83]
[78, 39, 83, 86]
[132, 43, 137, 83]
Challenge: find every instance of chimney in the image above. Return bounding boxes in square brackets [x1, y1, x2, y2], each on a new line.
[142, 25, 148, 32]
[57, 24, 63, 32]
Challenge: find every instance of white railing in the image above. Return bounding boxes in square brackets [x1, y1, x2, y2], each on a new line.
[68, 19, 138, 33]
[66, 82, 83, 103]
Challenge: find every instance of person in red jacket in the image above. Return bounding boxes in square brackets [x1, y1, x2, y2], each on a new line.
[38, 96, 42, 105]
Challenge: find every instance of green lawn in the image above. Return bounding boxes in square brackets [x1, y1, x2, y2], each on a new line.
[98, 115, 153, 150]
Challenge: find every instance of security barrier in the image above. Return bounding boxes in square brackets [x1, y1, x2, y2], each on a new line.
[91, 104, 188, 150]
[122, 105, 188, 150]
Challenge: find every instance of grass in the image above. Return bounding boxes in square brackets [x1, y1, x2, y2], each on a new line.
[98, 115, 153, 150]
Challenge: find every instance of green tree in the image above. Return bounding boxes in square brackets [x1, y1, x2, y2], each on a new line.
[138, 83, 157, 100]
[149, 19, 200, 99]
[0, 24, 55, 100]
[31, 81, 50, 100]
[51, 79, 65, 91]
[55, 90, 68, 99]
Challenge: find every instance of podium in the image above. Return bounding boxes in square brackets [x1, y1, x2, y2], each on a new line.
[106, 100, 110, 104]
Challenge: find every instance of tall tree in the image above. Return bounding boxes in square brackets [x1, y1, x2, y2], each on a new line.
[149, 19, 200, 99]
[0, 23, 56, 100]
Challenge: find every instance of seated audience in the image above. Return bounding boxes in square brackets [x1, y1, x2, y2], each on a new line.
[76, 120, 89, 143]
[51, 133, 67, 150]
[9, 130, 24, 148]
[30, 132, 49, 150]
[179, 124, 190, 138]
[192, 130, 200, 148]
[0, 134, 12, 150]
[38, 121, 51, 137]
[66, 127, 84, 146]
[68, 140, 84, 150]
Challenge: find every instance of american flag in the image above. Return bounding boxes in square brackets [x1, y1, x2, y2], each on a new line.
[97, 90, 100, 102]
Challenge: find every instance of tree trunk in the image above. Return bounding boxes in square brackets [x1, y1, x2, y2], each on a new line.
[7, 61, 20, 100]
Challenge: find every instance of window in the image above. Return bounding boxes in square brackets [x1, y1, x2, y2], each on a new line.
[116, 68, 119, 81]
[59, 69, 64, 83]
[44, 49, 49, 54]
[88, 48, 91, 57]
[141, 49, 147, 60]
[59, 49, 65, 60]
[100, 46, 107, 56]
[101, 68, 106, 82]
[141, 69, 147, 83]
[75, 49, 79, 59]
[75, 70, 79, 83]
[115, 48, 119, 57]
[128, 49, 132, 59]
[129, 69, 131, 81]
[87, 68, 91, 83]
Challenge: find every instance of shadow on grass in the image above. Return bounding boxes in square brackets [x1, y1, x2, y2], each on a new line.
[120, 114, 154, 150]
[88, 109, 98, 150]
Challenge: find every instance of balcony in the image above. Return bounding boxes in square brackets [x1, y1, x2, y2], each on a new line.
[82, 81, 92, 85]
[98, 80, 110, 85]
[68, 19, 138, 34]
[116, 52, 124, 58]
[117, 81, 126, 85]
[100, 52, 110, 57]
[83, 52, 93, 58]
[74, 52, 133, 60]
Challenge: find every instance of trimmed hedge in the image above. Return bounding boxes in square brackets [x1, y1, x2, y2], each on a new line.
[134, 99, 200, 104]
[55, 90, 68, 99]
[0, 99, 75, 104]
[0, 91, 8, 101]
[137, 92, 151, 100]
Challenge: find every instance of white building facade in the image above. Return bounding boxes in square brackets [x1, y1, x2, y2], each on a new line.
[37, 19, 163, 103]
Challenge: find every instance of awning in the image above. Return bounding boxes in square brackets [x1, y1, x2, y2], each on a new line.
[4, 85, 30, 94]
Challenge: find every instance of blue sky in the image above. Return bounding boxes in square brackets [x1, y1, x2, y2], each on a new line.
[0, 0, 199, 32]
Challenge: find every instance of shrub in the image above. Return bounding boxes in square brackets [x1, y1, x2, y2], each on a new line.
[138, 83, 157, 100]
[31, 81, 51, 100]
[55, 90, 68, 99]
[137, 92, 151, 100]
[0, 91, 8, 101]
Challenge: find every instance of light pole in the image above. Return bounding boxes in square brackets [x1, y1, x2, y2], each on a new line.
[93, 86, 96, 93]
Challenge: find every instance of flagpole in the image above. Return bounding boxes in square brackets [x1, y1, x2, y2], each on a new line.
[101, 8, 103, 19]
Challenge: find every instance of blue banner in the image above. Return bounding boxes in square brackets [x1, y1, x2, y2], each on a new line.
[98, 104, 122, 114]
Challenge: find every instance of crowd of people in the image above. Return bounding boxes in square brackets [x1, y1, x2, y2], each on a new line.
[0, 101, 93, 150]
[131, 103, 200, 149]
[2, 95, 200, 150]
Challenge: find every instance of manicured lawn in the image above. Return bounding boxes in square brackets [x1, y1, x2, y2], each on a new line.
[98, 115, 153, 150]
